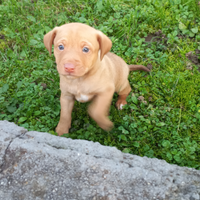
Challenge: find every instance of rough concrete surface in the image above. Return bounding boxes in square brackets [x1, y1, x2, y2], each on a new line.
[0, 120, 200, 200]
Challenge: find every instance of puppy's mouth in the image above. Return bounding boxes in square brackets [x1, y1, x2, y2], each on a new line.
[59, 71, 78, 79]
[65, 72, 74, 76]
[65, 73, 78, 79]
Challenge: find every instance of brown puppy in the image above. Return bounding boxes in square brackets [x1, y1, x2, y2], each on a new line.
[44, 23, 150, 136]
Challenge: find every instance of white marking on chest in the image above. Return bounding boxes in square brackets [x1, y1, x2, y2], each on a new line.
[76, 94, 89, 102]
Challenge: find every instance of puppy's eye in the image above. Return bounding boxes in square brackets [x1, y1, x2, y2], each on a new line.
[82, 47, 89, 53]
[58, 45, 64, 51]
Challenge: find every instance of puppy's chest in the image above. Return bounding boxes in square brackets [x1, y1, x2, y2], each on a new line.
[75, 93, 93, 103]
[67, 85, 94, 103]
[61, 77, 96, 103]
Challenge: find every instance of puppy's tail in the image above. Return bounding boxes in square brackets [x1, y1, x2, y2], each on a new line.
[128, 65, 150, 72]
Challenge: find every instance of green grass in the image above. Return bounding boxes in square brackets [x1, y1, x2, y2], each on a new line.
[0, 0, 200, 169]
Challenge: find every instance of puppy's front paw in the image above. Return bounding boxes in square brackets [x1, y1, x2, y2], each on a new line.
[56, 123, 69, 136]
[98, 119, 113, 131]
[116, 100, 127, 110]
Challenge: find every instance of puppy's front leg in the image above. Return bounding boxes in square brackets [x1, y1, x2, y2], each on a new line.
[56, 93, 75, 136]
[88, 88, 114, 131]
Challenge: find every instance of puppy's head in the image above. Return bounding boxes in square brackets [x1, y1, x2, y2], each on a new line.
[44, 23, 112, 78]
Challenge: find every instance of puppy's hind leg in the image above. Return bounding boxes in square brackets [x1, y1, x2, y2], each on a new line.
[116, 81, 131, 110]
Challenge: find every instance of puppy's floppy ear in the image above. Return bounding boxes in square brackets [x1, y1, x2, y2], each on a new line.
[96, 31, 112, 60]
[43, 27, 59, 55]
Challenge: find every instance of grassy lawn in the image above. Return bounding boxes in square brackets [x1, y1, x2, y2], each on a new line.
[0, 0, 200, 169]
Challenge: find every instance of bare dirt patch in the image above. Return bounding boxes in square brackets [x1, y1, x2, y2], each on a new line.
[186, 50, 200, 72]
